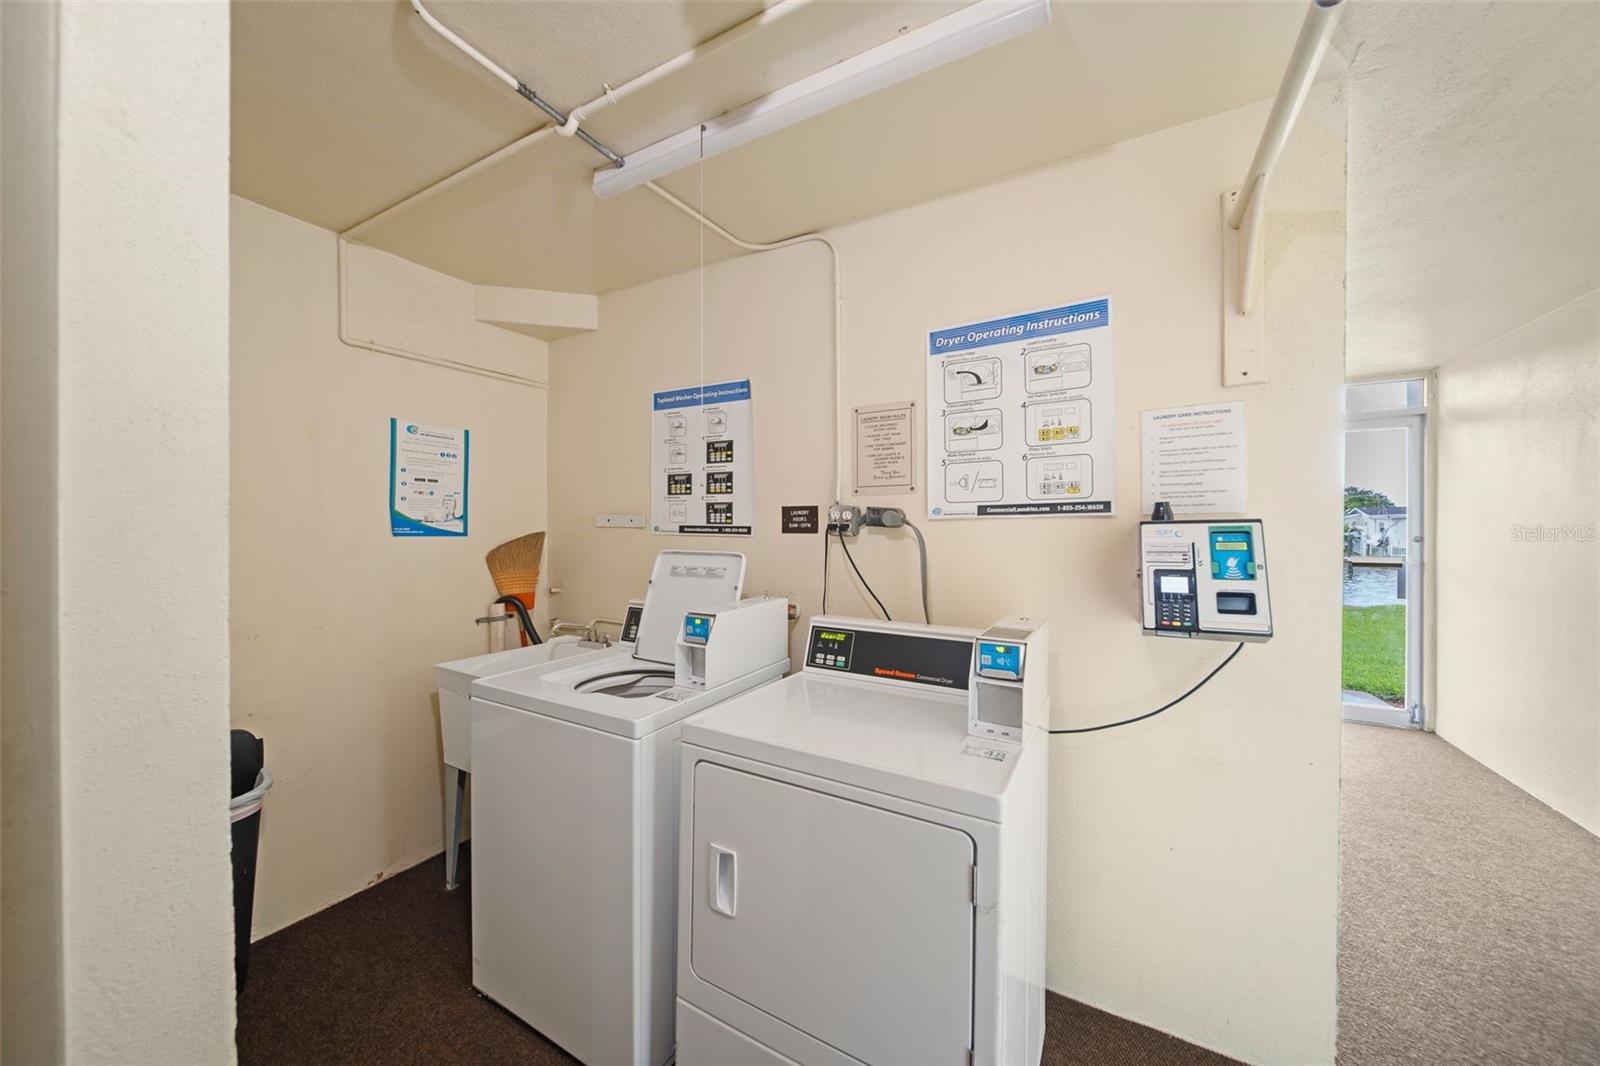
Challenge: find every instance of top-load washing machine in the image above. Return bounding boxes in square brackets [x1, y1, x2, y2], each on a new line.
[468, 551, 790, 1066]
[674, 614, 1050, 1066]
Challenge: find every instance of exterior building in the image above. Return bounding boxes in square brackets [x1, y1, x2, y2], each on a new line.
[1345, 506, 1408, 556]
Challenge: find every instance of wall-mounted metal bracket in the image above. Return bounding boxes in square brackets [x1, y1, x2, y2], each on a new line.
[1221, 187, 1266, 387]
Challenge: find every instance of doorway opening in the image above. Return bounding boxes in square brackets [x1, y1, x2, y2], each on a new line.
[1342, 379, 1426, 728]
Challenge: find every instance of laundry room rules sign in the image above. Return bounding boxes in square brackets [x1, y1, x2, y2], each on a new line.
[926, 296, 1116, 518]
[651, 380, 754, 535]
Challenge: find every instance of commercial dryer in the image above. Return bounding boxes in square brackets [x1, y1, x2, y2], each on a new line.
[675, 615, 1050, 1066]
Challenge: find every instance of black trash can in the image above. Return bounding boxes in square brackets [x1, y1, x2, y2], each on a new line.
[229, 730, 272, 995]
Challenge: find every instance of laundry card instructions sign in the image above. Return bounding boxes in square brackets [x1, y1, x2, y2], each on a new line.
[651, 380, 754, 535]
[390, 418, 468, 536]
[926, 296, 1117, 518]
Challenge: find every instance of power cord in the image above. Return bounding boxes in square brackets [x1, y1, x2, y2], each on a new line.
[836, 529, 891, 621]
[820, 522, 831, 614]
[1050, 642, 1245, 735]
[832, 506, 931, 624]
[901, 518, 931, 624]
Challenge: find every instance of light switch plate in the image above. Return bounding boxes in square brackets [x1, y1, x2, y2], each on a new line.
[593, 513, 645, 529]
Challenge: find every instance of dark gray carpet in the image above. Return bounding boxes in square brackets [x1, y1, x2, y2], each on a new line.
[236, 843, 1232, 1065]
[1339, 723, 1600, 1065]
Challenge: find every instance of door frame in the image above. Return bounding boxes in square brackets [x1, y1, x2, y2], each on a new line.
[1343, 409, 1426, 729]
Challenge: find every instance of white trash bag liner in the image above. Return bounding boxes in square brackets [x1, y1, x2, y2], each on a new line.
[229, 767, 274, 823]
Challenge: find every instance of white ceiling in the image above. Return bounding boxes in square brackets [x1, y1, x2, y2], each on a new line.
[231, 0, 771, 233]
[1341, 0, 1599, 378]
[233, 1, 1311, 293]
[233, 1, 1600, 371]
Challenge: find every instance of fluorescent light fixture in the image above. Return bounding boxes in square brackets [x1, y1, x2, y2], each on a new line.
[591, 0, 1051, 199]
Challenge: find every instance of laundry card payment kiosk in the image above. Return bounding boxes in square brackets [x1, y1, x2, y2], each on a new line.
[1140, 519, 1272, 641]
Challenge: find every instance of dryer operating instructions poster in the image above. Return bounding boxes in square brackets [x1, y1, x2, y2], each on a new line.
[651, 379, 753, 535]
[926, 296, 1116, 518]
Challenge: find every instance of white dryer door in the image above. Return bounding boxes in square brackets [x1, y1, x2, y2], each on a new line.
[689, 763, 975, 1065]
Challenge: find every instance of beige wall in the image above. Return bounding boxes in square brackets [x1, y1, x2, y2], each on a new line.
[4, 2, 236, 1061]
[1434, 291, 1599, 833]
[230, 197, 550, 937]
[2, 2, 68, 1057]
[549, 92, 1346, 1063]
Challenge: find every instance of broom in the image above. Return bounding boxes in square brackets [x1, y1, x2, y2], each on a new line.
[485, 531, 545, 646]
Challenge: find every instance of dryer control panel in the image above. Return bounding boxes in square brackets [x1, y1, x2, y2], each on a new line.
[802, 618, 973, 690]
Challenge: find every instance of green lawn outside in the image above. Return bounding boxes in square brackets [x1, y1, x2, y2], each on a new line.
[1342, 605, 1405, 702]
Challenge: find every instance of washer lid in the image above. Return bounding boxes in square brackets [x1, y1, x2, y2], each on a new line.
[633, 550, 745, 664]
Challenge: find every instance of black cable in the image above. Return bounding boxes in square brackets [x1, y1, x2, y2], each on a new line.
[576, 668, 675, 684]
[821, 521, 831, 615]
[492, 595, 542, 645]
[1049, 642, 1244, 735]
[573, 667, 674, 693]
[836, 528, 891, 621]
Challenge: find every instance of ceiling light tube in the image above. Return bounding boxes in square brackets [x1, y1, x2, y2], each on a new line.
[592, 0, 1051, 199]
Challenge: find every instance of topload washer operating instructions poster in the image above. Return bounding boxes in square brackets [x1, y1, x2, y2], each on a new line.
[651, 379, 753, 535]
[390, 418, 469, 536]
[926, 296, 1116, 518]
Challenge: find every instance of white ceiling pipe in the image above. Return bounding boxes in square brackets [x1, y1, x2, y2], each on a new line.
[411, 0, 625, 166]
[335, 237, 549, 389]
[643, 181, 846, 501]
[335, 0, 821, 390]
[410, 0, 516, 91]
[1227, 0, 1344, 315]
[591, 0, 1052, 199]
[347, 0, 816, 242]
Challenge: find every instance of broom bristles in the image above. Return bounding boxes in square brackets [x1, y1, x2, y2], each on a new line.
[485, 531, 545, 599]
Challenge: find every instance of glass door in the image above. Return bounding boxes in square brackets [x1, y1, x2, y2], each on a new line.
[1342, 382, 1425, 728]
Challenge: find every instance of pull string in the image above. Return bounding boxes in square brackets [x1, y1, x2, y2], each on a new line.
[698, 124, 706, 412]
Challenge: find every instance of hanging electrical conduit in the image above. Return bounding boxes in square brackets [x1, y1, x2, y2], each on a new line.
[640, 181, 845, 502]
[343, 0, 846, 498]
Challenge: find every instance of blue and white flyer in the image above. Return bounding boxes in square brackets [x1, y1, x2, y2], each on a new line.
[926, 296, 1116, 518]
[390, 419, 469, 536]
[651, 379, 753, 535]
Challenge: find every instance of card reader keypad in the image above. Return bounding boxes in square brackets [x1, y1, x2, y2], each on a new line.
[1152, 568, 1199, 632]
[1158, 598, 1196, 624]
[1157, 594, 1196, 630]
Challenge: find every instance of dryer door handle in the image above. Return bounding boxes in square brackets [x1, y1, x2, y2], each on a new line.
[708, 843, 737, 918]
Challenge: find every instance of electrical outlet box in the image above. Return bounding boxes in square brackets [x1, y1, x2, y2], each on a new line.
[826, 503, 864, 536]
[593, 513, 645, 529]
